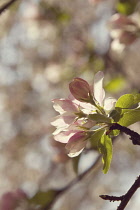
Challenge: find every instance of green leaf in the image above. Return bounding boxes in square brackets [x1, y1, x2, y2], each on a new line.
[110, 129, 120, 136]
[98, 134, 112, 174]
[115, 93, 140, 110]
[89, 113, 111, 123]
[29, 189, 60, 207]
[109, 109, 121, 122]
[90, 129, 105, 149]
[133, 93, 140, 104]
[119, 110, 140, 127]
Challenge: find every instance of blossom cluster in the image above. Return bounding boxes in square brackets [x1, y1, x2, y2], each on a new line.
[108, 13, 140, 46]
[51, 71, 116, 157]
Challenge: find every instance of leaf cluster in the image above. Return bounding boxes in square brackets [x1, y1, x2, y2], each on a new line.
[89, 93, 140, 174]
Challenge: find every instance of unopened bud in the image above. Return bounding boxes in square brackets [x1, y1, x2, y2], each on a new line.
[69, 78, 92, 102]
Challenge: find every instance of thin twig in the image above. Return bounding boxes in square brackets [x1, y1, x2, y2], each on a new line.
[99, 194, 124, 202]
[100, 175, 140, 210]
[117, 175, 140, 210]
[0, 0, 20, 15]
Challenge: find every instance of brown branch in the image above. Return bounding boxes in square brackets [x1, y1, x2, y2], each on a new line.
[0, 0, 20, 15]
[99, 194, 124, 202]
[117, 175, 140, 210]
[109, 123, 140, 145]
[100, 175, 140, 210]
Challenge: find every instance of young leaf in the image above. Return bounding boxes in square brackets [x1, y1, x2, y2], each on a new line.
[115, 93, 140, 109]
[109, 129, 120, 137]
[118, 110, 140, 127]
[90, 129, 105, 149]
[109, 109, 121, 122]
[98, 134, 112, 174]
[133, 93, 140, 104]
[89, 113, 111, 123]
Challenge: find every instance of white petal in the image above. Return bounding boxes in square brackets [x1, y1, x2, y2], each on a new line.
[52, 126, 67, 135]
[72, 98, 96, 114]
[104, 97, 116, 111]
[54, 130, 77, 143]
[51, 113, 75, 128]
[51, 115, 68, 127]
[66, 137, 87, 158]
[94, 71, 105, 106]
[52, 99, 78, 114]
[67, 148, 84, 158]
[52, 99, 66, 114]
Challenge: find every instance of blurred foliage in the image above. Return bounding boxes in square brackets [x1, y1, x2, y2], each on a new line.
[39, 1, 71, 24]
[116, 0, 138, 15]
[0, 0, 140, 210]
[29, 189, 61, 208]
[105, 77, 126, 93]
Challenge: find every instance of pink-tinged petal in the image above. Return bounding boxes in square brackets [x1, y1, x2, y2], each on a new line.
[52, 116, 94, 138]
[104, 97, 116, 111]
[52, 99, 78, 114]
[69, 78, 92, 102]
[65, 131, 88, 157]
[69, 93, 96, 114]
[94, 71, 105, 106]
[54, 130, 78, 143]
[71, 98, 96, 114]
[67, 148, 85, 158]
[51, 115, 69, 127]
[62, 113, 76, 125]
[51, 113, 75, 128]
[53, 126, 68, 135]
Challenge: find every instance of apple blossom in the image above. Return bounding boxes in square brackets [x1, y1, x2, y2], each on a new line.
[108, 14, 139, 45]
[51, 71, 116, 157]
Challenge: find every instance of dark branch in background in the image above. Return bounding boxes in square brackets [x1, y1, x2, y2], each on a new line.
[42, 155, 102, 210]
[109, 123, 140, 145]
[0, 0, 20, 15]
[100, 194, 124, 202]
[100, 175, 140, 210]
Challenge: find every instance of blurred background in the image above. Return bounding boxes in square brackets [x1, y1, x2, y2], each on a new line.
[0, 0, 140, 209]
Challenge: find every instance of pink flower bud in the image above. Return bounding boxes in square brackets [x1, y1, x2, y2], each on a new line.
[69, 78, 92, 102]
